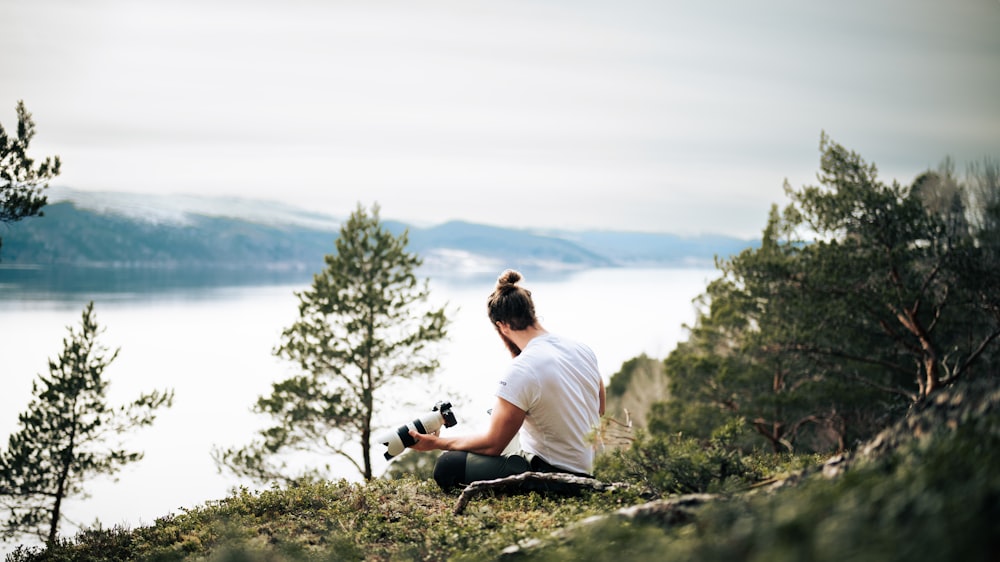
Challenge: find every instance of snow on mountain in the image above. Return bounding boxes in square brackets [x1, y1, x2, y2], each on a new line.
[47, 186, 342, 231]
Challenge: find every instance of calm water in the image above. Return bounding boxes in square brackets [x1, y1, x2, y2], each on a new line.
[0, 266, 715, 546]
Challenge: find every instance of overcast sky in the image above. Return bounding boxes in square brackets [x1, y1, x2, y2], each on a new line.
[2, 0, 998, 237]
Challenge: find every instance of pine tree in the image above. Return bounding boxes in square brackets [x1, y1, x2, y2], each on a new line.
[652, 138, 1000, 453]
[0, 302, 173, 546]
[214, 203, 449, 482]
[0, 100, 61, 256]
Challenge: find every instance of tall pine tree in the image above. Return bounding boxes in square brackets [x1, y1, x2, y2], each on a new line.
[214, 203, 449, 482]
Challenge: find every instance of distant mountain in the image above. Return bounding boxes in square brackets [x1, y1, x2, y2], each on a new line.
[410, 221, 616, 275]
[1, 201, 334, 271]
[46, 186, 343, 231]
[554, 230, 752, 268]
[0, 189, 756, 278]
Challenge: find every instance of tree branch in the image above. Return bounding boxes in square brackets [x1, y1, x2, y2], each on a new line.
[842, 370, 917, 403]
[946, 328, 1000, 385]
[453, 472, 631, 515]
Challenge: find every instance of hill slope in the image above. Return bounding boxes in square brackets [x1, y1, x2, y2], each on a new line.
[5, 376, 997, 561]
[0, 190, 756, 277]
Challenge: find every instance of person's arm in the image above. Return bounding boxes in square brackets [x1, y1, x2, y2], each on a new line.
[408, 397, 525, 456]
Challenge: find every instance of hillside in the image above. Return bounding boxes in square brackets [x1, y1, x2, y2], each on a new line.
[5, 375, 997, 561]
[0, 190, 756, 281]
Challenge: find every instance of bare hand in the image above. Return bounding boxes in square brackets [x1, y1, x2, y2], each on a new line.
[408, 430, 442, 452]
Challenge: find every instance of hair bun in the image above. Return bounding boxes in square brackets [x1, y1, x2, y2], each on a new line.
[496, 269, 522, 288]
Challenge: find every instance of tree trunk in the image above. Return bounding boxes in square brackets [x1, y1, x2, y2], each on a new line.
[361, 422, 372, 481]
[48, 441, 75, 546]
[362, 373, 374, 481]
[894, 304, 940, 401]
[752, 419, 789, 453]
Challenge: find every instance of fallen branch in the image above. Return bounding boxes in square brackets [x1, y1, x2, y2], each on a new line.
[499, 493, 719, 557]
[453, 472, 630, 515]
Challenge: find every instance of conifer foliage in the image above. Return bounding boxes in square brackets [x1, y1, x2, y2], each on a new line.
[0, 100, 61, 255]
[214, 203, 450, 482]
[656, 136, 1000, 453]
[0, 302, 173, 546]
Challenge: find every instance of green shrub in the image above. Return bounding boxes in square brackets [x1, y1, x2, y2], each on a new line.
[524, 411, 1000, 562]
[595, 419, 760, 495]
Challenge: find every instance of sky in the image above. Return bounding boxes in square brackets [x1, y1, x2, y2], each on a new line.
[2, 0, 998, 237]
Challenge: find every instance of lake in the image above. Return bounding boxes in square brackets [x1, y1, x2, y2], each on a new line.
[0, 266, 716, 547]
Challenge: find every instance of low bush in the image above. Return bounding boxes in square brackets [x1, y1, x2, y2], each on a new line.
[594, 418, 778, 496]
[522, 412, 1000, 562]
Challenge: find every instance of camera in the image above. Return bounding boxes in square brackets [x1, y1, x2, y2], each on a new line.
[377, 401, 458, 460]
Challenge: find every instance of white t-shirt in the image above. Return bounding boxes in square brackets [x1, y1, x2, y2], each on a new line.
[495, 333, 602, 474]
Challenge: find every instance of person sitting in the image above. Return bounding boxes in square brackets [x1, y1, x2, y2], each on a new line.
[408, 269, 606, 491]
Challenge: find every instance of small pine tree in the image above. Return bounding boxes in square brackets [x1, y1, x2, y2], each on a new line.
[0, 302, 173, 546]
[214, 203, 449, 482]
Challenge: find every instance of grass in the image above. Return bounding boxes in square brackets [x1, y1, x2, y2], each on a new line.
[7, 387, 999, 561]
[5, 478, 649, 561]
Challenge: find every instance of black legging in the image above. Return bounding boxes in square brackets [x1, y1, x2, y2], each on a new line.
[432, 451, 591, 491]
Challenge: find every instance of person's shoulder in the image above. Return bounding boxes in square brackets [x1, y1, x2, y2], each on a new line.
[556, 334, 598, 365]
[532, 333, 597, 366]
[535, 332, 572, 348]
[519, 334, 562, 362]
[499, 358, 540, 394]
[549, 333, 594, 355]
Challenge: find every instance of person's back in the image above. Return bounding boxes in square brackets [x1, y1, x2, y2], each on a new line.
[498, 332, 601, 474]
